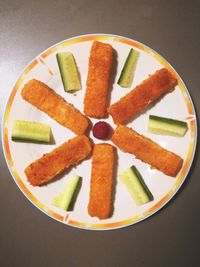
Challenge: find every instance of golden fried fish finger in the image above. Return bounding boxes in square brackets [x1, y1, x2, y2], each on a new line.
[88, 144, 116, 219]
[21, 79, 90, 135]
[84, 41, 113, 118]
[25, 135, 92, 186]
[112, 125, 183, 177]
[108, 68, 177, 124]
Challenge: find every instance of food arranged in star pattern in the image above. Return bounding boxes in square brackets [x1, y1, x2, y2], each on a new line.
[11, 41, 188, 220]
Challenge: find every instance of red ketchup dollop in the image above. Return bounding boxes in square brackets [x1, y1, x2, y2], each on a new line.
[92, 121, 111, 140]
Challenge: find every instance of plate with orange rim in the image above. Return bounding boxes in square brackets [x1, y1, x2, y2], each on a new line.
[2, 34, 197, 230]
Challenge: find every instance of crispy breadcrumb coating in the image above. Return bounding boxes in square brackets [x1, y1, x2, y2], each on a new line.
[88, 144, 116, 219]
[21, 79, 90, 135]
[25, 135, 92, 186]
[112, 125, 183, 177]
[108, 68, 177, 124]
[84, 41, 113, 118]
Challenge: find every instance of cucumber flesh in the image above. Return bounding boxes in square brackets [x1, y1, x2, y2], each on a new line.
[56, 52, 81, 92]
[11, 120, 51, 143]
[119, 166, 153, 205]
[118, 48, 139, 88]
[148, 115, 188, 136]
[52, 175, 81, 211]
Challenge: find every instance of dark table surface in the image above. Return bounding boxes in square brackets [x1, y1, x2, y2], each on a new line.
[0, 1, 199, 266]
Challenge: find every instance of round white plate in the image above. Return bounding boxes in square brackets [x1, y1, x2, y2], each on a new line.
[2, 34, 197, 230]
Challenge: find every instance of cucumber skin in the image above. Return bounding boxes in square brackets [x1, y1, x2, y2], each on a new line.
[56, 52, 81, 92]
[119, 165, 153, 205]
[11, 120, 51, 143]
[130, 166, 153, 200]
[149, 115, 188, 128]
[118, 48, 139, 88]
[148, 115, 188, 136]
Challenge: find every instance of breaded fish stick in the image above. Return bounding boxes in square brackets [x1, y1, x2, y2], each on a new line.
[84, 41, 113, 118]
[21, 79, 89, 135]
[108, 68, 177, 124]
[112, 125, 183, 177]
[25, 135, 92, 186]
[88, 144, 116, 219]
